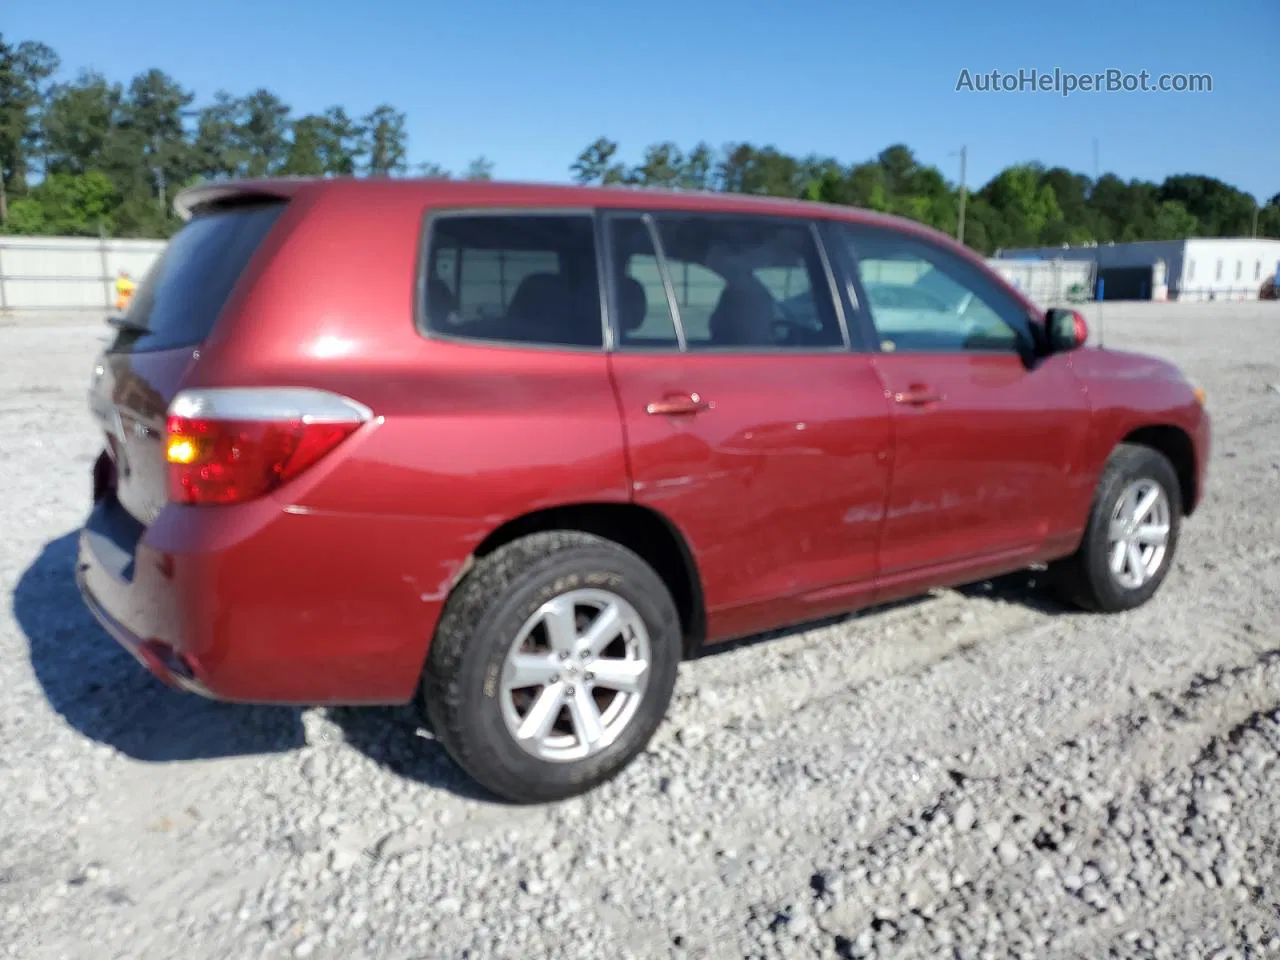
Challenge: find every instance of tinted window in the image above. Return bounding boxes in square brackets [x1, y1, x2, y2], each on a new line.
[424, 215, 602, 348]
[113, 203, 284, 353]
[653, 216, 843, 350]
[840, 225, 1032, 354]
[607, 216, 681, 348]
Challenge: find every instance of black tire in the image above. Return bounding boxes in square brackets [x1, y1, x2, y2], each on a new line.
[1050, 443, 1182, 613]
[419, 531, 681, 804]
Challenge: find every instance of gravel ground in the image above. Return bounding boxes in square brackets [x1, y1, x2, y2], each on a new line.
[1, 301, 1278, 960]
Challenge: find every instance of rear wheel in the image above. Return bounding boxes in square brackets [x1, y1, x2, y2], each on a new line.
[1050, 443, 1182, 612]
[420, 531, 681, 803]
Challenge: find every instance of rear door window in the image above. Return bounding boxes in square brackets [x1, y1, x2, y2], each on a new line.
[606, 215, 682, 349]
[423, 214, 602, 348]
[112, 202, 285, 353]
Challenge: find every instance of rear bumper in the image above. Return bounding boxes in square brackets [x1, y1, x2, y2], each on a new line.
[76, 560, 212, 696]
[75, 486, 463, 705]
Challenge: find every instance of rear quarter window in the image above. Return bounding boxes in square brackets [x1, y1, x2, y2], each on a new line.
[111, 202, 285, 353]
[422, 214, 602, 348]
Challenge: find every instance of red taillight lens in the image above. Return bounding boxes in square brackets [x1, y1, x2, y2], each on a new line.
[165, 388, 370, 506]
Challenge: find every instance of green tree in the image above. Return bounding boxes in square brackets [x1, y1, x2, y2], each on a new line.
[279, 106, 362, 177]
[1158, 175, 1255, 236]
[718, 144, 800, 196]
[959, 196, 1010, 254]
[1038, 167, 1095, 237]
[803, 167, 854, 205]
[4, 29, 1278, 246]
[42, 71, 121, 176]
[238, 88, 290, 177]
[571, 137, 626, 185]
[1150, 200, 1200, 241]
[634, 142, 684, 187]
[362, 104, 408, 176]
[680, 142, 715, 190]
[281, 114, 329, 176]
[194, 91, 248, 179]
[120, 68, 197, 191]
[876, 144, 920, 197]
[4, 170, 117, 234]
[845, 162, 890, 211]
[317, 107, 360, 175]
[1258, 196, 1280, 241]
[979, 164, 1064, 247]
[1088, 174, 1160, 242]
[415, 161, 449, 179]
[0, 34, 59, 221]
[464, 156, 494, 181]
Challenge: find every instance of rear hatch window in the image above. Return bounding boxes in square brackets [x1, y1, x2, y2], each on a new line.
[110, 201, 285, 353]
[91, 200, 286, 527]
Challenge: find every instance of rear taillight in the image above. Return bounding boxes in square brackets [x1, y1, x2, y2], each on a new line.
[165, 387, 372, 506]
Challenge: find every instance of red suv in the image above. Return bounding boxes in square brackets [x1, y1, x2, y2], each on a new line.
[78, 179, 1210, 803]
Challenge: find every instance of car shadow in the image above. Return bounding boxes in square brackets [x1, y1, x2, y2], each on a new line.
[954, 569, 1080, 615]
[692, 594, 932, 660]
[695, 569, 1077, 661]
[335, 568, 1077, 800]
[14, 531, 306, 761]
[17, 530, 493, 800]
[16, 530, 1076, 797]
[323, 705, 498, 803]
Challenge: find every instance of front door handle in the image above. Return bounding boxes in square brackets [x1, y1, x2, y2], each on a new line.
[645, 393, 712, 416]
[893, 386, 944, 406]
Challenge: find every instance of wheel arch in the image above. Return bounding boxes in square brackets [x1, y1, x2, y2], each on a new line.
[471, 502, 707, 657]
[1119, 424, 1198, 516]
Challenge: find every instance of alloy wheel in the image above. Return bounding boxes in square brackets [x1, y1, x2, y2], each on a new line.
[499, 588, 652, 762]
[1106, 478, 1172, 590]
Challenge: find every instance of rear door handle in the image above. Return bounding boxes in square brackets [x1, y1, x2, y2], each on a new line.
[893, 386, 944, 406]
[645, 393, 712, 416]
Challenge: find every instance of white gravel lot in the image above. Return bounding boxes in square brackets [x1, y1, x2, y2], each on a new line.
[1, 302, 1278, 960]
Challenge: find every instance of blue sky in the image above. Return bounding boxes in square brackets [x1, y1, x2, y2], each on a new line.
[9, 0, 1277, 200]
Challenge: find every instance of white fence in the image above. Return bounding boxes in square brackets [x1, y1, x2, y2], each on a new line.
[0, 236, 166, 312]
[987, 258, 1096, 307]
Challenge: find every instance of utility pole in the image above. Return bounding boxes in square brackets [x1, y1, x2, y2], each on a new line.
[153, 133, 166, 212]
[954, 145, 968, 246]
[153, 109, 202, 215]
[1251, 201, 1259, 238]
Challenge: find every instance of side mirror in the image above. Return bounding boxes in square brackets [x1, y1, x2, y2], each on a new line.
[1044, 308, 1089, 353]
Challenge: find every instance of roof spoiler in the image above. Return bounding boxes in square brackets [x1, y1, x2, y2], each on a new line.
[173, 178, 314, 221]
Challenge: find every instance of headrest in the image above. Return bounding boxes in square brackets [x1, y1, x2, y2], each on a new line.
[617, 276, 648, 333]
[709, 281, 775, 346]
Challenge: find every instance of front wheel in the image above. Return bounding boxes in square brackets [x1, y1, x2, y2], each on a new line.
[420, 531, 681, 803]
[1050, 443, 1182, 613]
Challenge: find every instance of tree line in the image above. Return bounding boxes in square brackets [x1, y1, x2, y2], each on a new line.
[570, 138, 1280, 255]
[0, 33, 492, 238]
[3, 32, 1277, 252]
